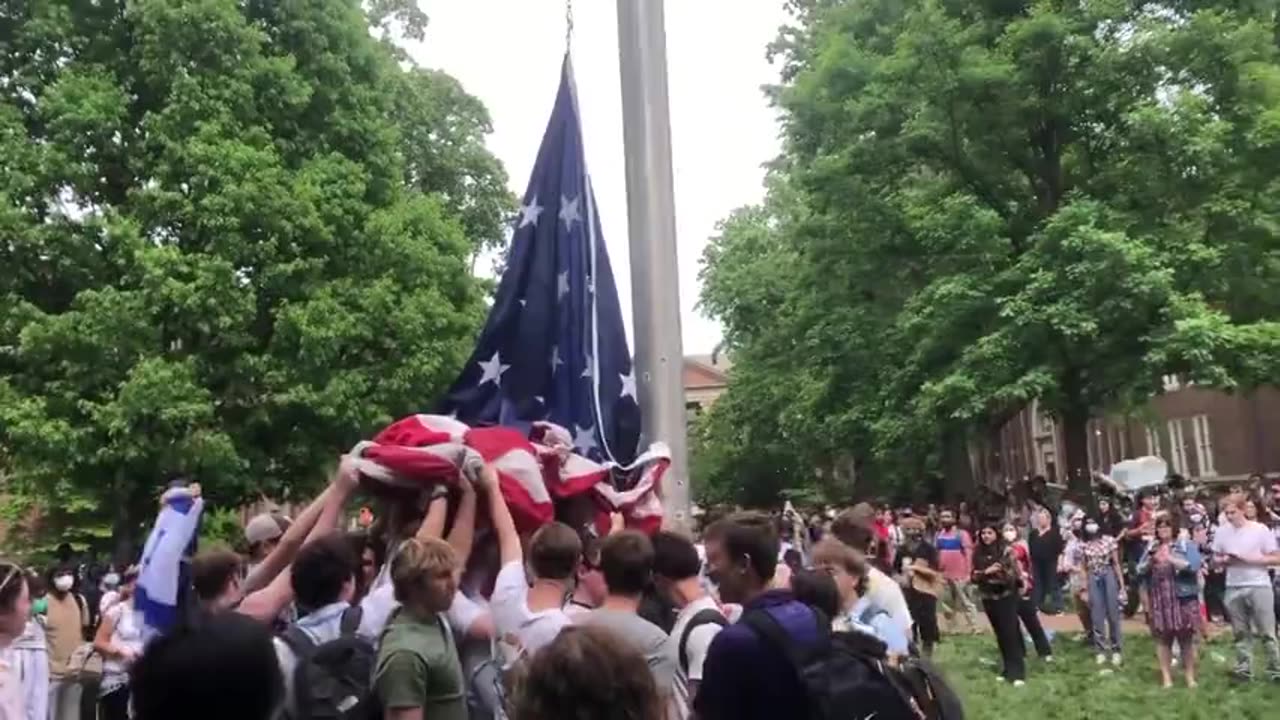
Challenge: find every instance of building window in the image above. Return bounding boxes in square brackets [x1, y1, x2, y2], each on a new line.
[1191, 414, 1215, 477]
[1167, 419, 1189, 477]
[1145, 425, 1163, 458]
[1162, 374, 1181, 392]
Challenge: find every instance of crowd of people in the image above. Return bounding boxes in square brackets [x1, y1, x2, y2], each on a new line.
[3, 465, 1280, 719]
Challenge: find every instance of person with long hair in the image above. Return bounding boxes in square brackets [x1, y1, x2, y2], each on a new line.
[0, 562, 36, 719]
[1002, 522, 1053, 661]
[1136, 515, 1203, 688]
[972, 524, 1026, 686]
[92, 566, 142, 720]
[1074, 516, 1126, 666]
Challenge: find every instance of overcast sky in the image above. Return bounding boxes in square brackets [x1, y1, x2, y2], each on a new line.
[406, 1, 787, 355]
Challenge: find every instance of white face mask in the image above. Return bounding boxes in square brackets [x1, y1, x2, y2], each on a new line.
[54, 575, 74, 592]
[1084, 523, 1100, 535]
[1002, 530, 1018, 542]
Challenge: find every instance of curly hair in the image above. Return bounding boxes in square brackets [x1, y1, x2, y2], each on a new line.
[512, 625, 663, 720]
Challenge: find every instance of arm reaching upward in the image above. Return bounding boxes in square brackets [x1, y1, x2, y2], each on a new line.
[482, 464, 521, 566]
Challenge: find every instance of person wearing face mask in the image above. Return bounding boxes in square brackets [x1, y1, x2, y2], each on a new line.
[43, 566, 90, 720]
[1060, 512, 1093, 642]
[972, 523, 1026, 685]
[1003, 523, 1054, 662]
[896, 517, 942, 656]
[92, 566, 142, 720]
[1073, 517, 1126, 666]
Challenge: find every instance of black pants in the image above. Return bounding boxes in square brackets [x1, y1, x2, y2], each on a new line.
[907, 588, 940, 650]
[983, 594, 1026, 681]
[1016, 595, 1053, 658]
[1205, 570, 1228, 622]
[100, 686, 130, 720]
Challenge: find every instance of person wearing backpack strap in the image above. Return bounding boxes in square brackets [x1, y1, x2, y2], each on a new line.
[651, 532, 729, 719]
[695, 512, 825, 720]
[274, 534, 385, 720]
[373, 537, 467, 720]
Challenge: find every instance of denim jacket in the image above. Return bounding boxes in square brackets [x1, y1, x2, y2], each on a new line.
[1136, 539, 1202, 599]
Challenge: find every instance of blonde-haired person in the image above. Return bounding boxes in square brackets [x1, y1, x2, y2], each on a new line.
[373, 537, 468, 720]
[811, 540, 910, 655]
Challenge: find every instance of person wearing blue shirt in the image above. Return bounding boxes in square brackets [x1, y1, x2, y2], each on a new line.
[812, 539, 910, 655]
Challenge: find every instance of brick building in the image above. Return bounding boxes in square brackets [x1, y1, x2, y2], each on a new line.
[979, 379, 1280, 486]
[683, 354, 730, 420]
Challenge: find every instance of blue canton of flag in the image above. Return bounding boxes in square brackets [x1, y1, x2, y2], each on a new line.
[439, 55, 640, 465]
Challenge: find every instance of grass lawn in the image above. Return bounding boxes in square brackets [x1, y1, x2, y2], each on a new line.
[932, 631, 1276, 719]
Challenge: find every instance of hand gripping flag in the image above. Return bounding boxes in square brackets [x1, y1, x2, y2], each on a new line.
[133, 486, 204, 641]
[351, 414, 669, 535]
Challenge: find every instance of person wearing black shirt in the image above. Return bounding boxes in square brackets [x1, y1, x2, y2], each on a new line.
[1028, 509, 1065, 614]
[897, 517, 942, 657]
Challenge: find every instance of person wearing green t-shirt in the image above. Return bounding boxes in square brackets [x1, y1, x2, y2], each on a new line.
[373, 536, 467, 720]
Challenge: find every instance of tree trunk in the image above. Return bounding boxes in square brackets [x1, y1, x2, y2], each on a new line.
[941, 425, 975, 500]
[1061, 405, 1092, 505]
[111, 502, 134, 567]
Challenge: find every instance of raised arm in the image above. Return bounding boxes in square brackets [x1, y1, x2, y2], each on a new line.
[418, 486, 450, 541]
[483, 464, 521, 566]
[238, 460, 358, 623]
[241, 459, 352, 594]
[446, 481, 478, 568]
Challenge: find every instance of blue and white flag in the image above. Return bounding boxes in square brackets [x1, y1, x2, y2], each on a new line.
[134, 486, 203, 640]
[439, 54, 640, 466]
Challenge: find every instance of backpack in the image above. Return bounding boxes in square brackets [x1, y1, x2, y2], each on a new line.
[279, 606, 379, 720]
[677, 608, 729, 674]
[741, 608, 963, 720]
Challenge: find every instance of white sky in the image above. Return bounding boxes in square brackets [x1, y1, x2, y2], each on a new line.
[406, 1, 787, 354]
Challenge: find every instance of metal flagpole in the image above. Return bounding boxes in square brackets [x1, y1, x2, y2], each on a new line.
[615, 0, 691, 532]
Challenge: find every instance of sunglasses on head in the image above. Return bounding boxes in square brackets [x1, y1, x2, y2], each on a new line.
[0, 564, 21, 595]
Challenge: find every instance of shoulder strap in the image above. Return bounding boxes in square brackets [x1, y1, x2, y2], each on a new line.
[338, 605, 364, 636]
[678, 608, 729, 673]
[742, 608, 829, 720]
[280, 625, 318, 659]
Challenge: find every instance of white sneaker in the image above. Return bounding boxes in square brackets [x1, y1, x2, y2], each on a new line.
[1013, 680, 1026, 687]
[1111, 653, 1123, 666]
[1044, 655, 1054, 663]
[1096, 654, 1107, 665]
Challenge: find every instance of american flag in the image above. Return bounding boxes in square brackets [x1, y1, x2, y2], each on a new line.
[438, 54, 640, 465]
[355, 56, 666, 532]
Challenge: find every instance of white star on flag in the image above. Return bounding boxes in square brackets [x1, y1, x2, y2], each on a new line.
[557, 271, 569, 300]
[476, 351, 509, 387]
[573, 423, 597, 452]
[620, 369, 637, 400]
[518, 196, 543, 228]
[559, 194, 581, 228]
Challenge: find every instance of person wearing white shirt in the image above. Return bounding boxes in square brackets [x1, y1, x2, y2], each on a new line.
[652, 532, 727, 720]
[1211, 499, 1280, 681]
[485, 468, 577, 661]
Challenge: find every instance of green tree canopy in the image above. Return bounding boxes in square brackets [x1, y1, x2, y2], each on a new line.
[697, 0, 1280, 505]
[0, 0, 511, 557]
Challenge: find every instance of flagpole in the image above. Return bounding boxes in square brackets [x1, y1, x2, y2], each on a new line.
[615, 0, 690, 532]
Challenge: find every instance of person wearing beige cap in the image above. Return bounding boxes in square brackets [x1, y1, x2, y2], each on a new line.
[244, 512, 293, 578]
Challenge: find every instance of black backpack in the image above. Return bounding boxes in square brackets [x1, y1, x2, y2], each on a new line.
[279, 606, 379, 720]
[677, 608, 729, 674]
[741, 608, 962, 720]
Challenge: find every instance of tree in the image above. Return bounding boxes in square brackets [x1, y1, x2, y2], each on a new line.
[0, 0, 510, 558]
[698, 0, 1280, 505]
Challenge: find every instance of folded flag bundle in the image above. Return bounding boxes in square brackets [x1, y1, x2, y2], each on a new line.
[351, 414, 669, 534]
